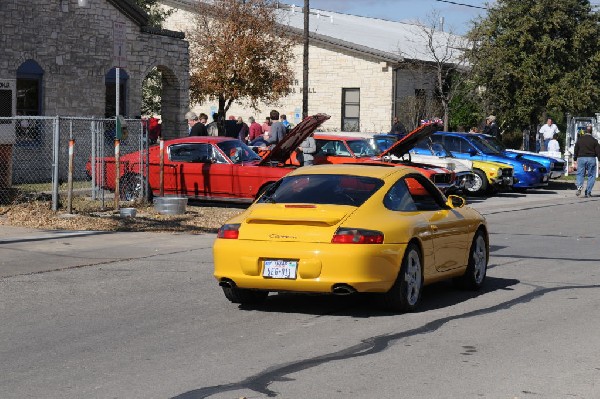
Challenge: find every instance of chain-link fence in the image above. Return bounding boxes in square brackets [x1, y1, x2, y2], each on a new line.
[0, 116, 149, 210]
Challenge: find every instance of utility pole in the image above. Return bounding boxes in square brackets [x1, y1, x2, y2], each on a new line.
[302, 0, 309, 118]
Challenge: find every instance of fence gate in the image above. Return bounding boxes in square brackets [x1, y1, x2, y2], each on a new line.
[0, 116, 149, 211]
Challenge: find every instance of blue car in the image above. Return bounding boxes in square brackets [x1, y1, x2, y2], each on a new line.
[473, 134, 565, 179]
[420, 132, 549, 190]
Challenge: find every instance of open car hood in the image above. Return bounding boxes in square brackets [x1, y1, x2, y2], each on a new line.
[258, 113, 331, 165]
[377, 122, 442, 159]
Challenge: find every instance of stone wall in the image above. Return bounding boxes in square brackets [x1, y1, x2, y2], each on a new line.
[0, 0, 189, 139]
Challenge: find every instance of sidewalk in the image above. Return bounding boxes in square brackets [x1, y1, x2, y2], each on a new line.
[0, 223, 216, 278]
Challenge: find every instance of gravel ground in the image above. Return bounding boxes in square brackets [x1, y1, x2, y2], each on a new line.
[0, 200, 244, 233]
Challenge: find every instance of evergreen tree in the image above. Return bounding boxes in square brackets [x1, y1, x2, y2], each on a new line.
[467, 0, 600, 132]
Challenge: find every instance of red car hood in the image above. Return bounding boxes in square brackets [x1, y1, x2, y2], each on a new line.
[259, 113, 331, 165]
[377, 122, 442, 159]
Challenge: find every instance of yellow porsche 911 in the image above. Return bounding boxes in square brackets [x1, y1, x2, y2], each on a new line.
[213, 164, 489, 312]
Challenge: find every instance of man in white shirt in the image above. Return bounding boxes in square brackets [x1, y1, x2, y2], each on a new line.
[539, 118, 559, 152]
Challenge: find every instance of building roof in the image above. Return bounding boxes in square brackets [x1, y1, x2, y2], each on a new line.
[107, 0, 149, 26]
[161, 0, 465, 65]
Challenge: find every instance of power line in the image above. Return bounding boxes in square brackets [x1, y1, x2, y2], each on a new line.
[432, 0, 487, 10]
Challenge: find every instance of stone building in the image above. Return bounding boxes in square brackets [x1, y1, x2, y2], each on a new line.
[1, 0, 189, 134]
[0, 0, 190, 187]
[161, 0, 463, 133]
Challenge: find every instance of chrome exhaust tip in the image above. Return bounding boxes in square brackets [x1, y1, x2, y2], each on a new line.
[332, 284, 357, 295]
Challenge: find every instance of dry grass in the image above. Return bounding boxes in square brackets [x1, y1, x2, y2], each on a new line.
[0, 199, 245, 234]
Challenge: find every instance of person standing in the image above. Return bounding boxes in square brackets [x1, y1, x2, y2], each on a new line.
[390, 116, 408, 138]
[281, 114, 291, 130]
[539, 118, 560, 152]
[297, 133, 316, 166]
[573, 125, 600, 197]
[483, 115, 500, 139]
[546, 133, 561, 154]
[267, 109, 286, 147]
[236, 116, 249, 142]
[261, 116, 272, 134]
[247, 116, 262, 143]
[186, 111, 208, 136]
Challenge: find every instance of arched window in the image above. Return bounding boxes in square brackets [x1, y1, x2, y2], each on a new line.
[105, 68, 128, 117]
[16, 60, 43, 144]
[16, 60, 43, 116]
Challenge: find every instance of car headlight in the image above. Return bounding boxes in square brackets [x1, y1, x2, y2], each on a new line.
[446, 162, 455, 171]
[549, 162, 555, 170]
[522, 163, 534, 172]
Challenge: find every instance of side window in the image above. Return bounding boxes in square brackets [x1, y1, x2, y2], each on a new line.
[404, 175, 445, 211]
[335, 141, 351, 156]
[443, 136, 463, 153]
[169, 143, 212, 162]
[384, 180, 418, 211]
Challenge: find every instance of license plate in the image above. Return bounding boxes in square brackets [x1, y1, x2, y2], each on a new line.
[263, 259, 298, 279]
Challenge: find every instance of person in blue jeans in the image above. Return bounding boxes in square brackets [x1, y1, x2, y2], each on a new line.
[573, 125, 600, 197]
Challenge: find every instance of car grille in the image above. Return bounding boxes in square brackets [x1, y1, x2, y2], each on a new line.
[552, 162, 565, 171]
[431, 173, 453, 184]
[499, 168, 513, 177]
[539, 167, 547, 174]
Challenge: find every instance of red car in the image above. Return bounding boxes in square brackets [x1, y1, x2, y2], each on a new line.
[88, 114, 330, 202]
[311, 124, 456, 192]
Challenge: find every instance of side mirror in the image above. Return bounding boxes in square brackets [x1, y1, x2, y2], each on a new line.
[446, 194, 465, 208]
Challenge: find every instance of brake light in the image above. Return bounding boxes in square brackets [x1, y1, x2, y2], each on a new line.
[332, 228, 384, 244]
[217, 223, 240, 239]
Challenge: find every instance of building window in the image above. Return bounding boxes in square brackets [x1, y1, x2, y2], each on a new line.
[105, 68, 128, 117]
[415, 89, 426, 122]
[16, 60, 44, 144]
[342, 88, 360, 132]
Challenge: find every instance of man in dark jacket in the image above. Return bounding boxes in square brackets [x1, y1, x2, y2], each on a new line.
[186, 111, 208, 136]
[483, 115, 500, 140]
[390, 116, 408, 138]
[573, 125, 600, 197]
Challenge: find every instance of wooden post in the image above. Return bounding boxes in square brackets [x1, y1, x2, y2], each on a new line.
[67, 139, 75, 214]
[114, 139, 120, 210]
[159, 139, 164, 197]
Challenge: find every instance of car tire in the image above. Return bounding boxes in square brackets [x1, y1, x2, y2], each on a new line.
[222, 286, 269, 304]
[381, 242, 423, 312]
[454, 230, 488, 290]
[464, 169, 488, 196]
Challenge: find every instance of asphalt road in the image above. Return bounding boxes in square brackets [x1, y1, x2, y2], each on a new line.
[1, 181, 599, 399]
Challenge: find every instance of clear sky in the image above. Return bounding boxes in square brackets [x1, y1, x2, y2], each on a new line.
[281, 0, 490, 35]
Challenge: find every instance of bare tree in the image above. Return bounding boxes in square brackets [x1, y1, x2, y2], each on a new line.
[399, 11, 470, 130]
[187, 0, 297, 119]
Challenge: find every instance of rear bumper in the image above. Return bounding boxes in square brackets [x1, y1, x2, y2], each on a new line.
[213, 239, 408, 293]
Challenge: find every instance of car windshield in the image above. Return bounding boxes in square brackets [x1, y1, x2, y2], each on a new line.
[414, 139, 452, 157]
[257, 174, 384, 206]
[469, 136, 501, 154]
[347, 140, 378, 157]
[480, 135, 506, 152]
[217, 140, 262, 163]
[373, 137, 396, 153]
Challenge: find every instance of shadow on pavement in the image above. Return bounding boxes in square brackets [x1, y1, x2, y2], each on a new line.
[235, 276, 519, 317]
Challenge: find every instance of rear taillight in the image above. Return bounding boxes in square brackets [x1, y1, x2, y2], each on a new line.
[331, 228, 384, 244]
[217, 223, 240, 239]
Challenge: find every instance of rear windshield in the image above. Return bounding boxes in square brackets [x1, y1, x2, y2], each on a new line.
[257, 174, 384, 206]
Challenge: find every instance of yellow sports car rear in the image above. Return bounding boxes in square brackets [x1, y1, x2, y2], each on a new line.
[213, 164, 488, 312]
